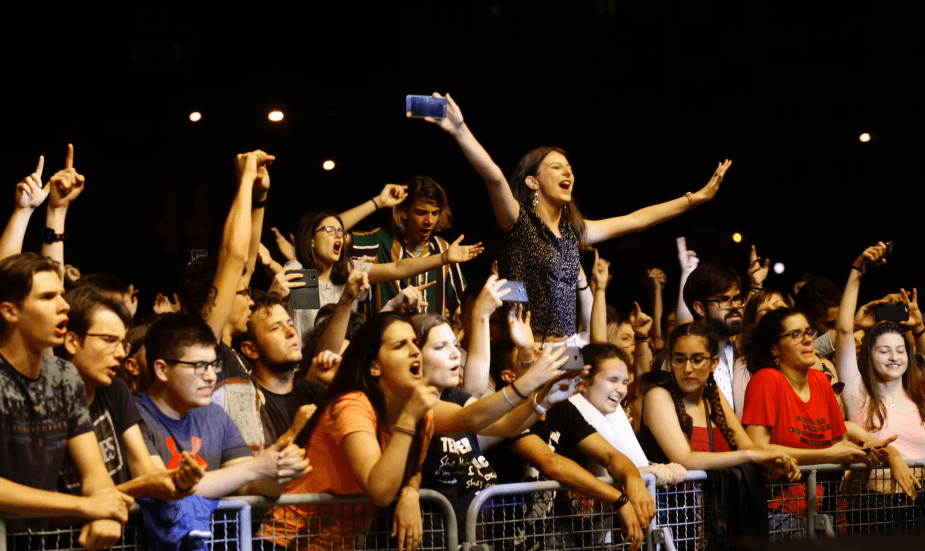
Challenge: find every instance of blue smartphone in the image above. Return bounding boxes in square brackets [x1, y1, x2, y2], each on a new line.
[498, 281, 529, 303]
[405, 95, 447, 119]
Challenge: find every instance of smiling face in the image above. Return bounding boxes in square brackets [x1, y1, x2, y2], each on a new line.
[584, 358, 630, 415]
[771, 313, 817, 371]
[66, 308, 128, 392]
[421, 323, 462, 390]
[669, 335, 719, 397]
[371, 321, 423, 396]
[400, 197, 442, 247]
[312, 216, 345, 266]
[870, 332, 909, 383]
[6, 270, 70, 349]
[614, 322, 635, 359]
[529, 151, 574, 208]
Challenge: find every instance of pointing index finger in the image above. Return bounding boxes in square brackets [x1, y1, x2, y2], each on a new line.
[35, 155, 44, 178]
[414, 281, 437, 292]
[65, 143, 74, 169]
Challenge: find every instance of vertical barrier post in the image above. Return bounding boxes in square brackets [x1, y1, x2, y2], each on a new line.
[806, 470, 818, 538]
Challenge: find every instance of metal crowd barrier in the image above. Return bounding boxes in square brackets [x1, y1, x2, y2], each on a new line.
[0, 500, 251, 551]
[461, 474, 659, 551]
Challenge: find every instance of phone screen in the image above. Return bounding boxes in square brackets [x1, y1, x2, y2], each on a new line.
[406, 95, 447, 119]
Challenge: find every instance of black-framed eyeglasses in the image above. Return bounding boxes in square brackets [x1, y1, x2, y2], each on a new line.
[236, 288, 253, 298]
[314, 225, 344, 237]
[84, 333, 131, 356]
[706, 294, 744, 310]
[163, 359, 223, 375]
[778, 328, 817, 344]
[669, 355, 712, 369]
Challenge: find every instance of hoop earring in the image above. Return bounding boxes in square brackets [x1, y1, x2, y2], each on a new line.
[773, 355, 780, 367]
[531, 190, 539, 209]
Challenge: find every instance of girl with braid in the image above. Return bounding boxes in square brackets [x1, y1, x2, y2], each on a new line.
[638, 323, 799, 478]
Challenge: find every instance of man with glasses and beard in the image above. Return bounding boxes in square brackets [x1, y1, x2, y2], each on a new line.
[681, 263, 744, 410]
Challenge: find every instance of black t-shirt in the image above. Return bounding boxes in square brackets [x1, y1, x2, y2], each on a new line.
[258, 380, 326, 444]
[59, 378, 141, 494]
[520, 399, 598, 480]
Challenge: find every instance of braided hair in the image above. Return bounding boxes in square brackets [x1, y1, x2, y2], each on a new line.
[666, 323, 738, 450]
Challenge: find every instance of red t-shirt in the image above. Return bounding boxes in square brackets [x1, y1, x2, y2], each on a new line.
[690, 426, 732, 452]
[742, 368, 846, 447]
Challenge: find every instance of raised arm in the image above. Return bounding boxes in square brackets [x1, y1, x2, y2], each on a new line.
[589, 252, 611, 344]
[244, 162, 272, 286]
[836, 242, 890, 419]
[1, 156, 48, 260]
[424, 93, 520, 231]
[584, 160, 731, 244]
[577, 267, 593, 343]
[675, 244, 699, 325]
[316, 260, 369, 355]
[203, 150, 273, 340]
[460, 275, 506, 397]
[366, 234, 483, 284]
[339, 183, 408, 232]
[745, 245, 770, 304]
[648, 268, 667, 350]
[628, 302, 653, 377]
[42, 145, 84, 278]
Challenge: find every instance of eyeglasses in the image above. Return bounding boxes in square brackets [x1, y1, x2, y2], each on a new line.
[84, 333, 131, 356]
[669, 355, 712, 369]
[314, 225, 344, 237]
[163, 359, 223, 375]
[778, 328, 817, 344]
[236, 288, 253, 298]
[706, 294, 744, 310]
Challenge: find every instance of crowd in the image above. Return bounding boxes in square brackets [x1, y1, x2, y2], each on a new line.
[1, 95, 924, 551]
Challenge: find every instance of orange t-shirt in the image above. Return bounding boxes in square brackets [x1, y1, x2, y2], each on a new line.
[261, 391, 434, 551]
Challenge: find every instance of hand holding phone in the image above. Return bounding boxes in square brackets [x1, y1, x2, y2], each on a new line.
[406, 95, 447, 119]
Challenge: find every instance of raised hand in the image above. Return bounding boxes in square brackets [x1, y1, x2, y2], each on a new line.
[423, 92, 465, 137]
[473, 275, 510, 320]
[341, 257, 371, 303]
[14, 156, 48, 210]
[444, 234, 484, 264]
[234, 150, 275, 183]
[375, 183, 409, 209]
[852, 241, 889, 275]
[153, 292, 181, 314]
[590, 249, 611, 291]
[518, 342, 570, 393]
[748, 245, 770, 287]
[646, 268, 666, 292]
[678, 249, 699, 276]
[900, 288, 923, 332]
[48, 144, 85, 210]
[629, 302, 653, 338]
[692, 159, 732, 203]
[508, 304, 534, 350]
[268, 267, 306, 299]
[270, 227, 296, 261]
[384, 281, 436, 313]
[254, 165, 271, 197]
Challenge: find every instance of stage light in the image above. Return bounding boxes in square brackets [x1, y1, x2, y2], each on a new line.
[323, 160, 335, 171]
[268, 111, 284, 122]
[732, 232, 742, 243]
[774, 262, 785, 274]
[859, 133, 870, 142]
[189, 112, 201, 122]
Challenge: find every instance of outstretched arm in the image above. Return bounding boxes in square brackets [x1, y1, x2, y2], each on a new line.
[584, 160, 731, 244]
[366, 234, 483, 284]
[424, 93, 520, 231]
[339, 184, 408, 231]
[1, 156, 47, 260]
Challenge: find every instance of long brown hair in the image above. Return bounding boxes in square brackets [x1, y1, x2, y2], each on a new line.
[665, 323, 738, 450]
[295, 211, 351, 285]
[858, 322, 925, 432]
[509, 147, 589, 250]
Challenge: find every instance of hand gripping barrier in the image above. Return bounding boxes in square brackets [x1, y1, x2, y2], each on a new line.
[0, 499, 251, 551]
[240, 490, 458, 551]
[461, 474, 659, 551]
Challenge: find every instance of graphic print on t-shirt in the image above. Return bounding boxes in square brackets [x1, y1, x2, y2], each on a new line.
[790, 415, 833, 447]
[165, 436, 208, 469]
[59, 408, 123, 492]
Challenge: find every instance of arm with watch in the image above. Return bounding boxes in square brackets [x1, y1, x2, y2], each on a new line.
[338, 183, 409, 232]
[42, 145, 84, 277]
[628, 302, 654, 377]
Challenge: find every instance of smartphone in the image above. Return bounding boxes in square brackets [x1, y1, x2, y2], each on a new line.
[876, 302, 909, 323]
[405, 95, 447, 119]
[190, 249, 208, 262]
[497, 280, 528, 303]
[560, 346, 585, 371]
[859, 241, 892, 274]
[289, 269, 321, 310]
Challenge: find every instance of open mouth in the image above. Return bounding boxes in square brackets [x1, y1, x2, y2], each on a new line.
[332, 242, 342, 255]
[559, 180, 571, 191]
[55, 319, 68, 337]
[199, 386, 214, 396]
[410, 361, 421, 377]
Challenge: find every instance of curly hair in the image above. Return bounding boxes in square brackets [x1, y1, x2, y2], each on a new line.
[741, 308, 804, 374]
[389, 177, 453, 236]
[858, 321, 925, 432]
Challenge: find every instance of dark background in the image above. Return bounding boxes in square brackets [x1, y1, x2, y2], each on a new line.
[3, 1, 922, 317]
